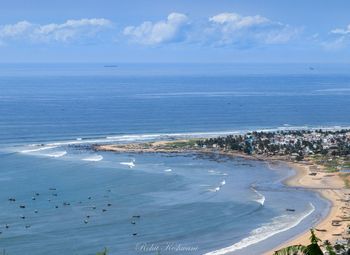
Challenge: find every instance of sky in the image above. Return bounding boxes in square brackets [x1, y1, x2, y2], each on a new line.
[1, 0, 350, 63]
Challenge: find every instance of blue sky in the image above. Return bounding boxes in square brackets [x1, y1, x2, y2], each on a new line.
[1, 0, 350, 63]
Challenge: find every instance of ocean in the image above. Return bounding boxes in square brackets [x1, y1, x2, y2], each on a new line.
[0, 63, 349, 255]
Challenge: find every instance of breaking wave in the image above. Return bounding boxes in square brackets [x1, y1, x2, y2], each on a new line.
[208, 186, 221, 192]
[208, 180, 226, 192]
[251, 187, 266, 206]
[204, 203, 315, 255]
[10, 125, 350, 156]
[82, 155, 103, 162]
[20, 145, 58, 153]
[120, 160, 135, 168]
[42, 151, 67, 158]
[208, 170, 228, 176]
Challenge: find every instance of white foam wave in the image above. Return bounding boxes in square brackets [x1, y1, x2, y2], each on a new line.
[208, 180, 226, 192]
[43, 151, 67, 158]
[208, 186, 221, 192]
[20, 146, 58, 153]
[22, 131, 246, 149]
[164, 168, 172, 172]
[120, 160, 135, 168]
[208, 170, 228, 176]
[204, 203, 315, 255]
[106, 133, 162, 141]
[251, 187, 266, 206]
[82, 155, 103, 162]
[12, 126, 350, 160]
[315, 88, 350, 92]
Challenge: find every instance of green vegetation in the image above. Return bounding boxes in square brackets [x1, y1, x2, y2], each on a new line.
[160, 139, 200, 149]
[96, 248, 108, 255]
[323, 240, 337, 255]
[274, 229, 350, 255]
[310, 154, 350, 172]
[274, 229, 324, 255]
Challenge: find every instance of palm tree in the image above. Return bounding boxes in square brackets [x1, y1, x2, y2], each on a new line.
[273, 229, 324, 255]
[273, 245, 307, 255]
[323, 240, 336, 255]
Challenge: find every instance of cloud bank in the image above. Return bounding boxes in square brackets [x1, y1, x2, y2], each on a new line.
[0, 18, 112, 44]
[3, 12, 349, 52]
[207, 12, 298, 46]
[123, 13, 190, 45]
[123, 12, 299, 47]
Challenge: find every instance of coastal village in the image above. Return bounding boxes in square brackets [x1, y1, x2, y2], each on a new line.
[197, 129, 350, 161]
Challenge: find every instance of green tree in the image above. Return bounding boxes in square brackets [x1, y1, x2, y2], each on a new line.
[323, 240, 335, 255]
[273, 229, 324, 255]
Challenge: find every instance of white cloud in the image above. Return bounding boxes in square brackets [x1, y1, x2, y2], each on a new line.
[209, 13, 269, 28]
[331, 24, 350, 35]
[321, 24, 350, 50]
[123, 12, 298, 47]
[123, 13, 190, 45]
[0, 18, 112, 44]
[34, 18, 112, 42]
[0, 14, 299, 48]
[0, 21, 33, 38]
[207, 12, 298, 46]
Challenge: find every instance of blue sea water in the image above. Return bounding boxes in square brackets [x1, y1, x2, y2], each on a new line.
[0, 63, 349, 255]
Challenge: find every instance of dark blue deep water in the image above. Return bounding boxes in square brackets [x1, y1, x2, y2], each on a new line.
[0, 63, 348, 254]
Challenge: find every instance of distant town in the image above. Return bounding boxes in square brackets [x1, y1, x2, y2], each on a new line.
[198, 129, 350, 161]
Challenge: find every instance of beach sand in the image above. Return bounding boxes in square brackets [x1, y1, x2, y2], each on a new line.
[264, 162, 348, 254]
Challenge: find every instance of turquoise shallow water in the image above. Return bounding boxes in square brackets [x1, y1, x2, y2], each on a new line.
[0, 148, 328, 255]
[0, 63, 346, 254]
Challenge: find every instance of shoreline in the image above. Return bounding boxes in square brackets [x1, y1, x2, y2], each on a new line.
[264, 161, 347, 254]
[94, 140, 348, 254]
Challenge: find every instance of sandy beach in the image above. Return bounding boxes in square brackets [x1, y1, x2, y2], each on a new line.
[264, 161, 348, 254]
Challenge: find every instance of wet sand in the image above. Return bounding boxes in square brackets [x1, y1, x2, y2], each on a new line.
[265, 162, 347, 254]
